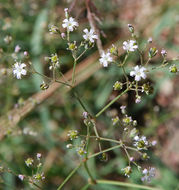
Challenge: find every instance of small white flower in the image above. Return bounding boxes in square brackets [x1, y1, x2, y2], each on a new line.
[99, 51, 113, 67]
[133, 135, 149, 150]
[18, 174, 25, 181]
[62, 17, 78, 32]
[161, 49, 167, 57]
[141, 167, 156, 183]
[14, 45, 21, 53]
[135, 96, 141, 103]
[151, 140, 157, 146]
[13, 62, 27, 79]
[37, 153, 42, 160]
[83, 111, 88, 119]
[120, 105, 126, 114]
[123, 40, 138, 52]
[130, 65, 147, 81]
[148, 37, 152, 43]
[83, 28, 98, 43]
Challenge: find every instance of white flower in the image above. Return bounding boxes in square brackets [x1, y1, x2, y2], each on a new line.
[18, 174, 24, 181]
[99, 51, 113, 67]
[62, 17, 78, 32]
[130, 65, 147, 81]
[83, 28, 98, 43]
[133, 135, 149, 150]
[37, 153, 42, 160]
[83, 111, 88, 119]
[161, 49, 167, 57]
[14, 45, 21, 53]
[141, 167, 156, 183]
[120, 105, 126, 114]
[13, 62, 27, 79]
[135, 96, 141, 103]
[123, 40, 138, 52]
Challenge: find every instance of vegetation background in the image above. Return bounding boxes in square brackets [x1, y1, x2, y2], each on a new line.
[0, 0, 178, 189]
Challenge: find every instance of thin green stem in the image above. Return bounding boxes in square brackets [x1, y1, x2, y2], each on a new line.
[84, 162, 96, 184]
[57, 163, 82, 190]
[81, 183, 90, 190]
[95, 88, 129, 117]
[76, 49, 88, 61]
[96, 180, 162, 190]
[72, 59, 77, 86]
[88, 144, 122, 159]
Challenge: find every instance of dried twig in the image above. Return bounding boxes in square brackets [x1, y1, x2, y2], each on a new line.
[86, 0, 103, 54]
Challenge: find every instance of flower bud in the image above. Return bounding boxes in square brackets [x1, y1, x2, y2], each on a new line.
[169, 64, 178, 73]
[40, 82, 49, 90]
[128, 24, 134, 33]
[148, 47, 158, 58]
[113, 81, 123, 91]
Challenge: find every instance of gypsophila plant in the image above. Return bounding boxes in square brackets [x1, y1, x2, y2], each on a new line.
[1, 5, 178, 190]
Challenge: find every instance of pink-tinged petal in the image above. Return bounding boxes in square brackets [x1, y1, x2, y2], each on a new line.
[21, 69, 27, 75]
[135, 75, 141, 81]
[103, 62, 108, 67]
[20, 63, 26, 68]
[83, 28, 88, 33]
[134, 65, 139, 71]
[141, 73, 146, 79]
[13, 70, 17, 75]
[123, 41, 127, 46]
[130, 71, 135, 76]
[16, 73, 21, 79]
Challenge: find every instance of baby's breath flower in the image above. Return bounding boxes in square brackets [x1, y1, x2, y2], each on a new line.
[76, 147, 86, 156]
[110, 44, 118, 55]
[66, 144, 73, 149]
[123, 40, 138, 52]
[40, 81, 49, 90]
[142, 153, 149, 160]
[130, 65, 147, 81]
[37, 153, 42, 160]
[25, 158, 34, 167]
[99, 51, 113, 67]
[83, 111, 88, 119]
[49, 53, 59, 69]
[147, 37, 152, 43]
[83, 28, 98, 43]
[34, 173, 45, 181]
[13, 62, 27, 79]
[121, 166, 132, 177]
[148, 47, 158, 58]
[133, 135, 149, 150]
[123, 115, 132, 125]
[67, 130, 78, 140]
[151, 140, 157, 146]
[142, 83, 153, 95]
[48, 24, 59, 34]
[135, 95, 141, 103]
[128, 24, 134, 33]
[18, 174, 25, 181]
[112, 116, 119, 125]
[120, 105, 126, 114]
[67, 41, 77, 51]
[62, 17, 78, 32]
[4, 35, 12, 44]
[169, 64, 178, 73]
[61, 32, 66, 39]
[161, 49, 167, 57]
[141, 168, 156, 183]
[14, 45, 21, 53]
[24, 51, 29, 57]
[113, 81, 122, 90]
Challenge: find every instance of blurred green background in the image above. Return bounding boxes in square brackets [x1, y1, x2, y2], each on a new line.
[0, 0, 179, 189]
